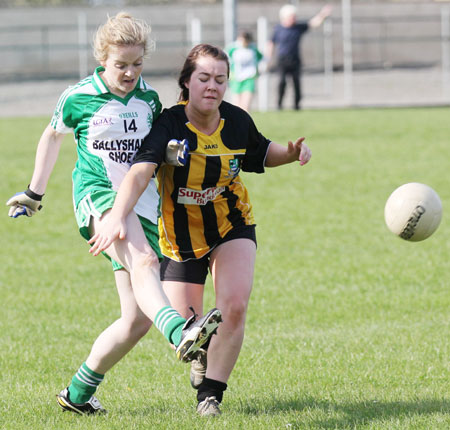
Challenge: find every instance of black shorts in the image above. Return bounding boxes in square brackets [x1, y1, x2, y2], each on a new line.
[160, 225, 257, 285]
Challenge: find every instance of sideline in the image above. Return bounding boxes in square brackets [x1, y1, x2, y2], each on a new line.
[0, 68, 448, 118]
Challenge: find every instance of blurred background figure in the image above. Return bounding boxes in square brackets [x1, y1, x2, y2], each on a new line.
[226, 31, 263, 112]
[266, 3, 332, 110]
[1, 2, 448, 115]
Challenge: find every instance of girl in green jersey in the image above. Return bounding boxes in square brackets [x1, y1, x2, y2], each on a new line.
[6, 12, 221, 415]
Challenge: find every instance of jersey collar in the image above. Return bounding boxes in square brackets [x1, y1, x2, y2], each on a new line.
[92, 66, 109, 94]
[91, 66, 145, 95]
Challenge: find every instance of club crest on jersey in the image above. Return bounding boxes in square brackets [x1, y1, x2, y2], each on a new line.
[226, 158, 241, 178]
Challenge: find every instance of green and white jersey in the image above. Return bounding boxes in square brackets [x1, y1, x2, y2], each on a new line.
[226, 42, 263, 82]
[51, 66, 162, 223]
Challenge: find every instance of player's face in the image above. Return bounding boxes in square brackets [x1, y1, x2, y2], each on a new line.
[185, 55, 228, 114]
[282, 13, 296, 27]
[101, 44, 144, 98]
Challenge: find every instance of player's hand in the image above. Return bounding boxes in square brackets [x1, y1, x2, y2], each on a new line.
[6, 187, 43, 218]
[87, 216, 127, 256]
[321, 4, 333, 18]
[287, 137, 311, 166]
[165, 139, 190, 166]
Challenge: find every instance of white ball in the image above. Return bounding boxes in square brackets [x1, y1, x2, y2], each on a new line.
[384, 182, 442, 241]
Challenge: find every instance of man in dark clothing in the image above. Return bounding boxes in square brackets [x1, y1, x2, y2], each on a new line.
[267, 4, 332, 110]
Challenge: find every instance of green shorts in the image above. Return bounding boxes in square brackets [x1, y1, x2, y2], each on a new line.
[229, 78, 256, 94]
[75, 189, 162, 271]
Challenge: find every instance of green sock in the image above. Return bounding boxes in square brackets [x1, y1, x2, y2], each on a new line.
[154, 306, 186, 346]
[68, 362, 104, 404]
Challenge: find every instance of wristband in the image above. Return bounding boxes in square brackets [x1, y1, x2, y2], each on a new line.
[25, 185, 44, 201]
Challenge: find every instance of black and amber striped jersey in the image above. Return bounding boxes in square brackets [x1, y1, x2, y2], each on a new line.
[133, 101, 271, 261]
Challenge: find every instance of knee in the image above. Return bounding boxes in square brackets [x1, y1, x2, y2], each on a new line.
[132, 251, 160, 274]
[221, 298, 248, 330]
[125, 316, 152, 341]
[137, 317, 152, 336]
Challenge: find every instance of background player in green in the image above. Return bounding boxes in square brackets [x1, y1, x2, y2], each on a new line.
[87, 44, 312, 417]
[6, 12, 221, 415]
[226, 30, 263, 112]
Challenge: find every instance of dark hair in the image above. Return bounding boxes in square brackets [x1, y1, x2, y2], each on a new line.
[178, 44, 230, 102]
[238, 31, 253, 43]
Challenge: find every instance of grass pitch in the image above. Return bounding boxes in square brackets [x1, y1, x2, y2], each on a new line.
[0, 107, 449, 429]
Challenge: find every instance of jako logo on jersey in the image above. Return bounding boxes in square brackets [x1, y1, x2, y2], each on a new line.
[92, 117, 113, 127]
[178, 186, 225, 206]
[204, 144, 218, 150]
[226, 159, 241, 178]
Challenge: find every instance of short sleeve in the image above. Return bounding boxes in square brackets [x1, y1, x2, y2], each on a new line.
[226, 44, 236, 58]
[241, 114, 271, 173]
[151, 92, 163, 120]
[133, 108, 173, 166]
[50, 90, 91, 134]
[255, 46, 264, 62]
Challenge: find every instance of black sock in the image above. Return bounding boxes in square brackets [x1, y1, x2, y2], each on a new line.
[197, 377, 227, 404]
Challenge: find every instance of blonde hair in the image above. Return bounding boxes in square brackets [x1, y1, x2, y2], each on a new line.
[279, 4, 297, 22]
[93, 12, 153, 63]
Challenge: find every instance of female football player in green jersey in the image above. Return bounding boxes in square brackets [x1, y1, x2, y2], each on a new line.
[88, 43, 312, 417]
[226, 30, 263, 112]
[6, 15, 221, 415]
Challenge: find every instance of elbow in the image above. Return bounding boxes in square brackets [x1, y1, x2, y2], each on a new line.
[264, 142, 279, 168]
[264, 158, 275, 168]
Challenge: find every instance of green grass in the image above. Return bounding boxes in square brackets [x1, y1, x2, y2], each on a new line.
[0, 108, 449, 429]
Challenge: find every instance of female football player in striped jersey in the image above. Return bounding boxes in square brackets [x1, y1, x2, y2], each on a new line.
[6, 16, 221, 415]
[88, 43, 311, 417]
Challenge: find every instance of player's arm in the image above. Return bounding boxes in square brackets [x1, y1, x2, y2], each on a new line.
[308, 4, 333, 29]
[88, 162, 157, 255]
[264, 137, 311, 167]
[29, 124, 65, 194]
[265, 40, 275, 63]
[265, 40, 274, 58]
[6, 124, 65, 217]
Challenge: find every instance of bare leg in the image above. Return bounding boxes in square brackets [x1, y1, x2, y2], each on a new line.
[206, 238, 256, 382]
[278, 67, 288, 109]
[239, 91, 253, 112]
[162, 239, 255, 384]
[231, 92, 241, 110]
[91, 209, 171, 319]
[85, 269, 152, 374]
[163, 281, 204, 318]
